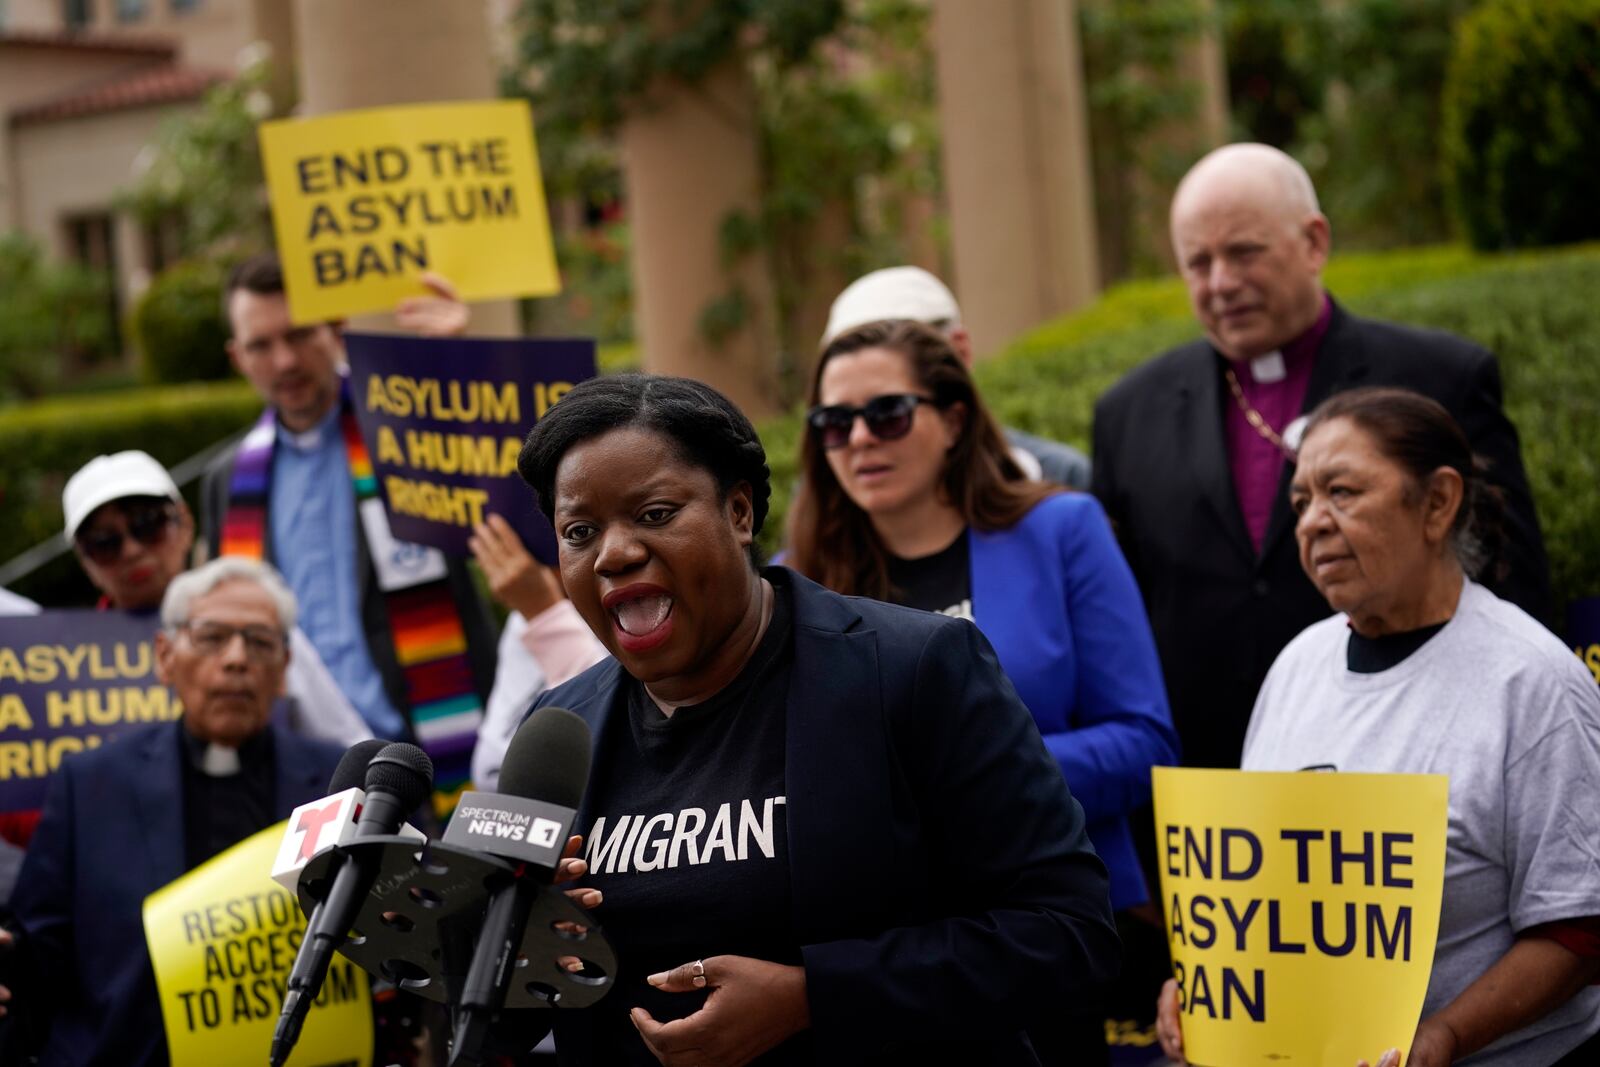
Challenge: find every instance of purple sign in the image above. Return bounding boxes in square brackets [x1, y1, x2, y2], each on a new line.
[1567, 597, 1600, 688]
[344, 333, 597, 561]
[0, 610, 172, 813]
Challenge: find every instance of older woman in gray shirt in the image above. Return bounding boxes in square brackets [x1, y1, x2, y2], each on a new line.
[1158, 387, 1600, 1067]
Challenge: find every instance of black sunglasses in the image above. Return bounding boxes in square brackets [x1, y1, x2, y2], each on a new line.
[806, 393, 938, 450]
[76, 501, 177, 566]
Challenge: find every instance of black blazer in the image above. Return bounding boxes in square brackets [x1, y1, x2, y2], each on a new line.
[11, 722, 342, 1066]
[200, 439, 498, 730]
[524, 569, 1120, 1065]
[1091, 300, 1552, 770]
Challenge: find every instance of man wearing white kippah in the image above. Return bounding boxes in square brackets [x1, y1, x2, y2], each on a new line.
[823, 266, 1092, 489]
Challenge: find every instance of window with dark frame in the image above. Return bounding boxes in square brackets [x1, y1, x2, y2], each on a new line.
[62, 212, 124, 354]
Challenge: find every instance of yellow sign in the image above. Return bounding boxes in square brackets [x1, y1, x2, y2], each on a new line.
[143, 822, 373, 1067]
[1153, 767, 1448, 1067]
[259, 99, 560, 324]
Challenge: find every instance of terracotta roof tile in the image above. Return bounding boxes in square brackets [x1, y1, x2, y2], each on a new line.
[9, 65, 227, 126]
[0, 28, 176, 57]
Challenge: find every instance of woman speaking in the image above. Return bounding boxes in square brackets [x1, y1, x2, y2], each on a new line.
[514, 373, 1118, 1066]
[1157, 388, 1600, 1067]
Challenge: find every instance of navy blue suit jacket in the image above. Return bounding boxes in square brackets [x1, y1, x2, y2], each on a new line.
[527, 569, 1119, 1065]
[11, 720, 343, 1067]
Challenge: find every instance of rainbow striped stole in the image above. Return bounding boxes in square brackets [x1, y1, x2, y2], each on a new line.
[221, 392, 483, 816]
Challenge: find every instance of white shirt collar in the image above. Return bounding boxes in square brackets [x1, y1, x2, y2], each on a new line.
[276, 402, 341, 453]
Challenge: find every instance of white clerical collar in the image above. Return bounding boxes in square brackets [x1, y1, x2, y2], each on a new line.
[1249, 350, 1287, 384]
[277, 403, 340, 452]
[200, 743, 242, 777]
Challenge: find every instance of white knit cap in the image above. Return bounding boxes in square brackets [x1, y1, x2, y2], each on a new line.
[62, 451, 180, 538]
[822, 266, 961, 346]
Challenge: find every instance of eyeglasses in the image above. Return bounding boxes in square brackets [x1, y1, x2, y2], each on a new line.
[76, 502, 177, 566]
[178, 620, 287, 662]
[806, 394, 938, 450]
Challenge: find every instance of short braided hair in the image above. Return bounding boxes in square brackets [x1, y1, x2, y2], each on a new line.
[518, 373, 771, 554]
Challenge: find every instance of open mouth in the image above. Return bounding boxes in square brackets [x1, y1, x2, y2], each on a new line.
[613, 595, 672, 636]
[854, 463, 893, 481]
[603, 586, 675, 652]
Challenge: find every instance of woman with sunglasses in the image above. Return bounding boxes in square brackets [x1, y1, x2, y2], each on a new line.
[61, 451, 370, 748]
[787, 319, 1178, 1061]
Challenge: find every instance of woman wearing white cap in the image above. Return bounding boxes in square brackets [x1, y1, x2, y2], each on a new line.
[62, 450, 371, 746]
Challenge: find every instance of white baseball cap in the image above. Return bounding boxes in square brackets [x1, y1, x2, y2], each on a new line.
[62, 451, 181, 538]
[822, 266, 962, 347]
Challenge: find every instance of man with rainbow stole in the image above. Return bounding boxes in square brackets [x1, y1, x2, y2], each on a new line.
[200, 252, 497, 817]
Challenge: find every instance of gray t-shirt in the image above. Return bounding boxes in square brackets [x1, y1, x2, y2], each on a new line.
[1243, 580, 1600, 1066]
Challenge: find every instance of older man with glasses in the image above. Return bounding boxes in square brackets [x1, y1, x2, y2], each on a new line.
[61, 450, 369, 748]
[1, 557, 346, 1066]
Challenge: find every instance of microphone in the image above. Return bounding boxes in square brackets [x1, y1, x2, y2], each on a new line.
[330, 738, 391, 792]
[445, 707, 592, 1066]
[270, 739, 388, 894]
[271, 742, 434, 1067]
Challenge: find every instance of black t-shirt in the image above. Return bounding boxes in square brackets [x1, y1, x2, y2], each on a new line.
[885, 530, 973, 620]
[578, 572, 810, 1065]
[1345, 620, 1449, 673]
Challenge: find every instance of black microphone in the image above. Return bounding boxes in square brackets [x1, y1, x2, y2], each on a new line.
[328, 739, 390, 794]
[446, 707, 592, 1066]
[271, 742, 433, 1067]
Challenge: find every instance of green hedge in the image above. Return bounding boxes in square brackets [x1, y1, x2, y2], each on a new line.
[1443, 0, 1600, 251]
[0, 380, 261, 605]
[759, 243, 1600, 614]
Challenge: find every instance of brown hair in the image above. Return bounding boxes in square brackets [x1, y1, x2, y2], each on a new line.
[786, 320, 1058, 599]
[1301, 386, 1507, 581]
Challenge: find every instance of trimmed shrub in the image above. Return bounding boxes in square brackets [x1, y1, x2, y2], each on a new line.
[1443, 0, 1600, 250]
[759, 244, 1600, 613]
[130, 259, 233, 384]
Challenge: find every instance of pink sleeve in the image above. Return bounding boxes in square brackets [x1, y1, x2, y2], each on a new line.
[519, 599, 609, 687]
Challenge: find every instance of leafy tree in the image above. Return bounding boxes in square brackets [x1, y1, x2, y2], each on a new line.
[1221, 0, 1478, 249]
[509, 0, 938, 395]
[1443, 0, 1600, 250]
[117, 52, 278, 261]
[0, 234, 115, 401]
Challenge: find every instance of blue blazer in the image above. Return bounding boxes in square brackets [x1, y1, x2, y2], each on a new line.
[11, 721, 343, 1067]
[525, 569, 1119, 1065]
[969, 493, 1178, 910]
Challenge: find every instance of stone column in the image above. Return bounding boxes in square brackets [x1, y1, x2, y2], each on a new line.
[618, 59, 783, 419]
[291, 0, 519, 336]
[932, 0, 1100, 358]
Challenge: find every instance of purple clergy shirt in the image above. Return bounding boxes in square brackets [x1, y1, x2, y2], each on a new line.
[1224, 293, 1332, 552]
